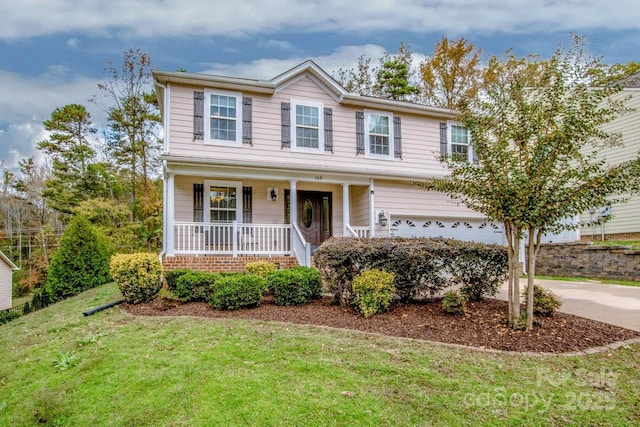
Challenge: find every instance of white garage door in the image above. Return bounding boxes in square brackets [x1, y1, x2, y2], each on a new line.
[390, 217, 505, 245]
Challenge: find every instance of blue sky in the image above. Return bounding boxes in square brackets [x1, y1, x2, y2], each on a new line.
[1, 0, 639, 170]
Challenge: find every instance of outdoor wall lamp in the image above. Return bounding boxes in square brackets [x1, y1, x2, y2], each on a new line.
[268, 187, 278, 201]
[378, 211, 388, 227]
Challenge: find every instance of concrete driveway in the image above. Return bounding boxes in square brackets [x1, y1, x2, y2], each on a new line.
[496, 279, 640, 332]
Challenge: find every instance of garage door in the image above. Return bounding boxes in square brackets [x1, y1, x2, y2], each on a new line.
[389, 217, 505, 245]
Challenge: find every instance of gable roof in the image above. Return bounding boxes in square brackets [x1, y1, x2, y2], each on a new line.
[152, 60, 455, 119]
[0, 251, 18, 270]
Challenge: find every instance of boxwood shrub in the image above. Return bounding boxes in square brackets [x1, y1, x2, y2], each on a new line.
[110, 253, 162, 304]
[266, 266, 322, 306]
[352, 269, 395, 318]
[246, 261, 278, 278]
[174, 271, 219, 302]
[210, 274, 264, 310]
[165, 268, 192, 292]
[314, 237, 508, 305]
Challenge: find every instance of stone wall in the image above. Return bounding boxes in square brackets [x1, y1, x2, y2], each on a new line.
[534, 242, 640, 281]
[162, 255, 298, 273]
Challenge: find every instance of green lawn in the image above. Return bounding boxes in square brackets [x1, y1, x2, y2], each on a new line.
[585, 240, 640, 250]
[532, 274, 640, 288]
[1, 283, 639, 426]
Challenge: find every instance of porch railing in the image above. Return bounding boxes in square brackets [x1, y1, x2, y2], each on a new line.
[291, 223, 311, 267]
[174, 222, 291, 256]
[351, 226, 371, 238]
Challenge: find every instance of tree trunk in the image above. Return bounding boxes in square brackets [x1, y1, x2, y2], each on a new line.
[504, 221, 521, 326]
[526, 229, 536, 330]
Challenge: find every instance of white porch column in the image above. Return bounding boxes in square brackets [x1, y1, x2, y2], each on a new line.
[289, 180, 298, 225]
[166, 172, 175, 256]
[342, 183, 350, 236]
[369, 178, 375, 238]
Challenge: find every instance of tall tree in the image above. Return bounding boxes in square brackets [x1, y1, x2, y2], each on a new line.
[38, 104, 97, 214]
[420, 36, 482, 109]
[375, 42, 419, 100]
[336, 54, 375, 96]
[417, 36, 640, 330]
[97, 48, 161, 221]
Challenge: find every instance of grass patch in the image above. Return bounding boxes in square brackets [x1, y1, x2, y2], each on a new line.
[531, 274, 640, 288]
[0, 283, 639, 426]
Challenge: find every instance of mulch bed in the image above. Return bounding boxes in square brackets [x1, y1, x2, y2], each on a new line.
[123, 296, 640, 354]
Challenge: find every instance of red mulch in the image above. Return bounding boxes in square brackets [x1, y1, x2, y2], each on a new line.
[122, 296, 640, 354]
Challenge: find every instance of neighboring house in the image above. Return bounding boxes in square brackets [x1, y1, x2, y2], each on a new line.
[153, 61, 518, 270]
[0, 251, 18, 310]
[581, 75, 640, 241]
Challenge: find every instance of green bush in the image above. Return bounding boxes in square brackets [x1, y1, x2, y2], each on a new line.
[442, 290, 467, 316]
[165, 268, 192, 292]
[174, 271, 219, 302]
[523, 284, 562, 316]
[351, 269, 395, 318]
[314, 237, 508, 305]
[31, 285, 55, 310]
[246, 261, 278, 278]
[110, 253, 162, 304]
[210, 275, 264, 310]
[266, 266, 322, 306]
[0, 310, 20, 324]
[46, 215, 112, 302]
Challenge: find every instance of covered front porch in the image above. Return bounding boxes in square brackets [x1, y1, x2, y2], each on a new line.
[162, 163, 380, 267]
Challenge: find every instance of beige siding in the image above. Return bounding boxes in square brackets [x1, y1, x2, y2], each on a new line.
[0, 262, 12, 310]
[580, 90, 640, 235]
[350, 185, 370, 226]
[168, 76, 446, 178]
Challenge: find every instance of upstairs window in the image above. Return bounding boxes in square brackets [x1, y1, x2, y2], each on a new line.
[365, 110, 394, 160]
[446, 122, 474, 163]
[290, 99, 324, 153]
[204, 90, 242, 145]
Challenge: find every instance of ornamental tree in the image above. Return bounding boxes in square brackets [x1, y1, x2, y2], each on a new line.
[417, 36, 640, 329]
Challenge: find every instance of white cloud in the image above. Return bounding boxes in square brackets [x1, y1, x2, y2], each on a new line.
[0, 69, 101, 169]
[1, 0, 638, 40]
[67, 37, 79, 48]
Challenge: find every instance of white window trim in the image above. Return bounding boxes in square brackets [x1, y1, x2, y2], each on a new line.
[204, 89, 243, 147]
[290, 99, 324, 154]
[447, 121, 473, 163]
[364, 109, 394, 160]
[203, 179, 243, 223]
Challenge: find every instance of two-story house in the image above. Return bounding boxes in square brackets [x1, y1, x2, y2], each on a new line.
[153, 60, 507, 271]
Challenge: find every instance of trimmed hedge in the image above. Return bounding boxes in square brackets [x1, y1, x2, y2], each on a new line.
[174, 271, 219, 302]
[110, 253, 162, 304]
[266, 266, 322, 306]
[314, 237, 508, 304]
[165, 268, 192, 292]
[210, 275, 264, 310]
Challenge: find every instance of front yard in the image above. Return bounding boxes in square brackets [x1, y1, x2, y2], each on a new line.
[1, 283, 639, 426]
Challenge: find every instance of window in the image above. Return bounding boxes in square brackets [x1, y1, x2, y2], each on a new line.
[203, 180, 243, 223]
[204, 90, 242, 145]
[290, 99, 324, 153]
[365, 110, 394, 159]
[448, 122, 472, 162]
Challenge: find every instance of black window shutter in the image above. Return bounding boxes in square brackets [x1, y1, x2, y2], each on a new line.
[193, 183, 204, 222]
[242, 186, 252, 223]
[439, 122, 448, 156]
[393, 116, 402, 159]
[242, 97, 252, 145]
[194, 91, 204, 140]
[324, 107, 333, 152]
[281, 102, 291, 148]
[355, 111, 365, 155]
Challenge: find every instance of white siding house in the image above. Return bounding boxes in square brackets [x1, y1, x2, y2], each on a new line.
[0, 251, 18, 310]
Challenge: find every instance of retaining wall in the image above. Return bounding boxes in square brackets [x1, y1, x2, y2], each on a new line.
[534, 242, 640, 281]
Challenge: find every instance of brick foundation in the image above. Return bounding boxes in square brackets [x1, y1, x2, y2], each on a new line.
[162, 255, 298, 273]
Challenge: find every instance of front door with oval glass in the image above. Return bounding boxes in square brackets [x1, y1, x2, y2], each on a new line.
[285, 190, 332, 247]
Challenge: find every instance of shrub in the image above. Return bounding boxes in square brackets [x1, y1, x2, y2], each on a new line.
[442, 290, 467, 316]
[0, 310, 20, 325]
[314, 237, 508, 305]
[165, 268, 192, 292]
[110, 253, 162, 304]
[523, 284, 562, 316]
[46, 215, 111, 302]
[266, 266, 322, 306]
[246, 261, 278, 278]
[352, 269, 395, 318]
[31, 285, 55, 310]
[174, 271, 219, 302]
[210, 275, 264, 310]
